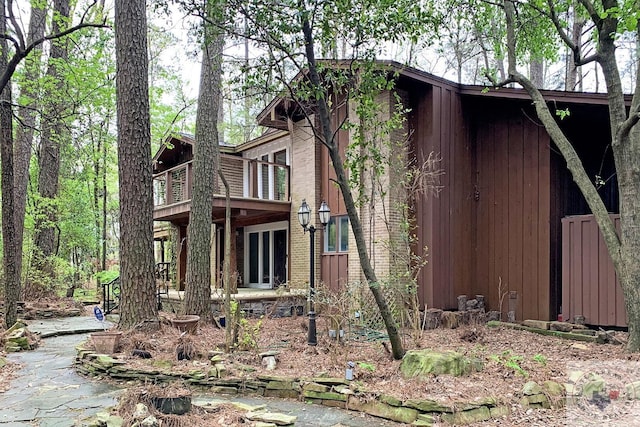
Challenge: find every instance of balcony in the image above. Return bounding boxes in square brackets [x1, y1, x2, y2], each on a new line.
[153, 154, 290, 223]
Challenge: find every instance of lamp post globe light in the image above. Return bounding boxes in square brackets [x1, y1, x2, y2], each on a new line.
[297, 199, 330, 346]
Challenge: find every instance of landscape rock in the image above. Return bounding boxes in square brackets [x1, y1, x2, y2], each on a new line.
[522, 381, 542, 396]
[625, 381, 640, 399]
[549, 321, 574, 332]
[543, 380, 564, 397]
[404, 398, 451, 412]
[441, 406, 491, 424]
[230, 401, 267, 412]
[348, 398, 418, 424]
[263, 356, 277, 370]
[441, 311, 461, 329]
[106, 415, 124, 427]
[522, 320, 550, 330]
[132, 403, 149, 420]
[400, 349, 481, 378]
[582, 376, 605, 399]
[245, 411, 297, 425]
[140, 415, 159, 427]
[423, 308, 442, 329]
[5, 327, 31, 351]
[302, 390, 347, 401]
[489, 405, 510, 418]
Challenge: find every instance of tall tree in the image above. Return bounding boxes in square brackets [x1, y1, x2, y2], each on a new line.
[14, 2, 47, 294]
[1, 0, 18, 328]
[115, 0, 158, 329]
[183, 0, 224, 321]
[30, 0, 72, 295]
[0, 1, 106, 327]
[479, 0, 640, 350]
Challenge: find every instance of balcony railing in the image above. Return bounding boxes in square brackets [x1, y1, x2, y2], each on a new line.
[153, 154, 290, 207]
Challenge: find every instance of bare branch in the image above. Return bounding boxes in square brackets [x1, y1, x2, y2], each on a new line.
[0, 20, 109, 94]
[7, 0, 25, 50]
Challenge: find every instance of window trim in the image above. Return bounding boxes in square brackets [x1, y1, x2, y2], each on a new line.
[324, 215, 349, 254]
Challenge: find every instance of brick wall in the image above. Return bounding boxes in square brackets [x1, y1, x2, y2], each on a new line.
[346, 90, 410, 287]
[289, 118, 321, 290]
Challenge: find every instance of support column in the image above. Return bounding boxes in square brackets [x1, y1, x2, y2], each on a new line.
[178, 225, 187, 291]
[230, 219, 238, 293]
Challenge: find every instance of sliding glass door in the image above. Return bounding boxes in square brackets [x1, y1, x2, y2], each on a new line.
[245, 222, 288, 289]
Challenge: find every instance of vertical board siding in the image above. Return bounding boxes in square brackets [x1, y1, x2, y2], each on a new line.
[508, 115, 524, 319]
[320, 94, 349, 290]
[413, 87, 434, 307]
[561, 214, 626, 327]
[537, 133, 551, 319]
[412, 84, 475, 310]
[472, 103, 551, 321]
[321, 254, 349, 292]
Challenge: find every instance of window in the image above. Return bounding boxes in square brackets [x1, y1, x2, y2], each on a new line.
[244, 221, 288, 289]
[274, 150, 287, 201]
[324, 215, 349, 253]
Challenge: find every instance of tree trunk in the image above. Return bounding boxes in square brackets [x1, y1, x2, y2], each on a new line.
[617, 131, 640, 351]
[31, 0, 71, 293]
[565, 6, 584, 91]
[184, 3, 224, 321]
[221, 170, 233, 351]
[0, 1, 19, 328]
[529, 59, 544, 88]
[14, 3, 46, 293]
[300, 16, 405, 359]
[115, 0, 158, 330]
[501, 0, 640, 350]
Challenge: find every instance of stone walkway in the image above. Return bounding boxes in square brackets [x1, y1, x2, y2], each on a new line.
[1, 317, 400, 426]
[2, 317, 120, 426]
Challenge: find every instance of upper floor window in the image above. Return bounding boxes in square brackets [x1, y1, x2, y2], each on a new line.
[325, 215, 349, 253]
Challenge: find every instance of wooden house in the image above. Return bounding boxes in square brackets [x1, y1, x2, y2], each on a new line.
[153, 62, 625, 327]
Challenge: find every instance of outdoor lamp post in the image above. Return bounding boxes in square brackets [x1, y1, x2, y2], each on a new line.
[297, 199, 330, 345]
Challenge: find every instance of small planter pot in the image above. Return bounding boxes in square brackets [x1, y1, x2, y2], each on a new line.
[153, 395, 192, 415]
[91, 331, 122, 354]
[170, 315, 200, 334]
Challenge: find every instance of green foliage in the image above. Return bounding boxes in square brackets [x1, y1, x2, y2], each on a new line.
[555, 108, 570, 120]
[357, 361, 376, 372]
[96, 270, 119, 284]
[532, 353, 547, 366]
[230, 300, 263, 351]
[490, 350, 528, 377]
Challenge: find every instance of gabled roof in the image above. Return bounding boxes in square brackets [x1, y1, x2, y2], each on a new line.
[255, 60, 631, 129]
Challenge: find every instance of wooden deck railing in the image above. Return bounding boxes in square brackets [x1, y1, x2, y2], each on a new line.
[153, 155, 290, 207]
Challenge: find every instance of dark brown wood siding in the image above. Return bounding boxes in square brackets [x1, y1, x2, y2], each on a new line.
[321, 253, 349, 292]
[410, 83, 475, 310]
[320, 94, 349, 290]
[321, 95, 349, 216]
[561, 214, 626, 327]
[471, 99, 551, 320]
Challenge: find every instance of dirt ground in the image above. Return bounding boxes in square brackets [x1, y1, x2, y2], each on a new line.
[2, 300, 638, 426]
[111, 312, 636, 426]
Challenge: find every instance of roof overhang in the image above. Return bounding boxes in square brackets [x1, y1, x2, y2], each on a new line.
[255, 60, 632, 130]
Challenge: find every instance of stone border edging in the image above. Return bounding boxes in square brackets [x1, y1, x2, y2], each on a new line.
[486, 320, 615, 344]
[74, 344, 566, 426]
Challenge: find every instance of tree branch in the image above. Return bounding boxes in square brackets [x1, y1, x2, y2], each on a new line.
[0, 20, 109, 94]
[501, 0, 622, 269]
[7, 0, 25, 50]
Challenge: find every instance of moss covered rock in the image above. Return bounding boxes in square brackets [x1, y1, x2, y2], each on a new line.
[400, 350, 482, 378]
